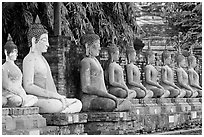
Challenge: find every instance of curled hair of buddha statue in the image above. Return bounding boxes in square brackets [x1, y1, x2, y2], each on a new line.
[187, 45, 196, 66]
[4, 34, 18, 55]
[161, 41, 171, 63]
[27, 15, 48, 47]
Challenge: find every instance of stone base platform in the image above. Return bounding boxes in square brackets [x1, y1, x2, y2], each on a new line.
[2, 97, 202, 135]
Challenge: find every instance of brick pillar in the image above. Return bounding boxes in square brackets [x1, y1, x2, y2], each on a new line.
[44, 36, 71, 96]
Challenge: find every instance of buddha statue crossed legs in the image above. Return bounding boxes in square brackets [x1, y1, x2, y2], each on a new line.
[105, 42, 136, 100]
[175, 48, 197, 98]
[23, 16, 82, 113]
[126, 46, 153, 98]
[160, 47, 184, 98]
[80, 25, 132, 112]
[2, 34, 38, 107]
[187, 46, 201, 97]
[143, 41, 170, 98]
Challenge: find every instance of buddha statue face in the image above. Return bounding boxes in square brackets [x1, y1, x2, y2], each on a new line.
[162, 51, 171, 65]
[111, 50, 120, 62]
[177, 55, 186, 67]
[5, 49, 18, 61]
[128, 51, 136, 63]
[148, 54, 155, 64]
[188, 55, 197, 68]
[32, 33, 49, 53]
[88, 39, 101, 57]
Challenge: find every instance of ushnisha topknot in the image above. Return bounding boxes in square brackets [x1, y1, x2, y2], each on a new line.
[27, 15, 48, 47]
[4, 34, 18, 55]
[144, 40, 154, 57]
[161, 40, 171, 63]
[80, 22, 100, 46]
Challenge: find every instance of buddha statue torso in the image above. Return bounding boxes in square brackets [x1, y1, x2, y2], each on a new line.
[127, 63, 141, 84]
[161, 65, 174, 88]
[188, 68, 200, 85]
[177, 67, 189, 88]
[109, 62, 124, 87]
[2, 61, 24, 94]
[81, 57, 107, 93]
[144, 64, 159, 89]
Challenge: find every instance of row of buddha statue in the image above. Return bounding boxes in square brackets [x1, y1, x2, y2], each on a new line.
[2, 16, 202, 114]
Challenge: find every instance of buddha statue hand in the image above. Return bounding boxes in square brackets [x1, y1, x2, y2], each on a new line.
[59, 96, 66, 110]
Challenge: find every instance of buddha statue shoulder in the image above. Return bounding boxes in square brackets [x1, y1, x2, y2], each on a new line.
[23, 15, 82, 113]
[126, 46, 153, 98]
[143, 40, 170, 98]
[2, 34, 38, 107]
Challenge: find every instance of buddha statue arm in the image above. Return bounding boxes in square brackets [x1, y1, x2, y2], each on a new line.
[161, 67, 178, 88]
[23, 56, 62, 99]
[108, 64, 127, 91]
[176, 69, 193, 91]
[188, 70, 202, 90]
[80, 60, 117, 101]
[126, 65, 146, 90]
[145, 66, 163, 89]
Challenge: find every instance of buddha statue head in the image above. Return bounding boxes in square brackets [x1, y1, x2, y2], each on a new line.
[27, 15, 49, 53]
[161, 42, 171, 65]
[144, 40, 155, 64]
[126, 46, 136, 63]
[175, 46, 185, 67]
[108, 36, 119, 62]
[4, 34, 18, 61]
[187, 46, 197, 68]
[80, 23, 100, 57]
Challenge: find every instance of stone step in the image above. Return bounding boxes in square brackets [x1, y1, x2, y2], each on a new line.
[86, 112, 132, 122]
[2, 126, 59, 135]
[3, 107, 39, 115]
[11, 114, 46, 130]
[42, 113, 87, 126]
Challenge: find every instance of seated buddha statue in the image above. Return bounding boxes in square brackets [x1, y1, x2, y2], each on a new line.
[175, 47, 198, 98]
[160, 46, 185, 98]
[80, 25, 132, 112]
[143, 41, 170, 98]
[2, 34, 38, 107]
[187, 46, 201, 97]
[105, 40, 136, 100]
[126, 46, 153, 98]
[23, 15, 82, 113]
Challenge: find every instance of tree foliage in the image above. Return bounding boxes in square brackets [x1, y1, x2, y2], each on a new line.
[2, 2, 140, 58]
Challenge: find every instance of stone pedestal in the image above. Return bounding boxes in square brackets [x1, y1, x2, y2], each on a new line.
[156, 98, 177, 131]
[186, 98, 202, 126]
[172, 98, 191, 112]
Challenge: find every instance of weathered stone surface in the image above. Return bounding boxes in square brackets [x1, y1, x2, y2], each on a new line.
[143, 114, 158, 133]
[186, 98, 202, 111]
[87, 112, 131, 122]
[11, 114, 46, 130]
[2, 108, 10, 116]
[172, 98, 191, 112]
[8, 107, 39, 115]
[157, 98, 176, 114]
[2, 115, 16, 130]
[58, 124, 85, 135]
[42, 113, 87, 126]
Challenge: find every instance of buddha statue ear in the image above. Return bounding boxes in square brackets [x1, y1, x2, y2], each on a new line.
[31, 37, 36, 52]
[85, 43, 89, 56]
